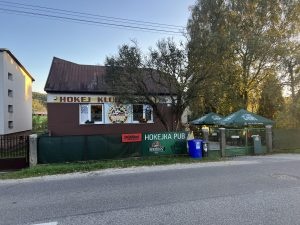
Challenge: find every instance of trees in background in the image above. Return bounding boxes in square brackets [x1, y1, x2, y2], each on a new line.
[32, 92, 47, 113]
[105, 0, 299, 128]
[257, 72, 284, 120]
[187, 0, 300, 124]
[105, 39, 200, 131]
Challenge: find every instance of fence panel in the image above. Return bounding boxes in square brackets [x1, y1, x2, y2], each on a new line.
[0, 135, 29, 170]
[273, 129, 300, 150]
[224, 128, 266, 156]
[38, 135, 141, 164]
[86, 135, 140, 160]
[208, 127, 220, 142]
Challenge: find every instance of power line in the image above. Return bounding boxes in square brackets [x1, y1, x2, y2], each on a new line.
[0, 7, 185, 35]
[0, 0, 186, 35]
[0, 0, 185, 29]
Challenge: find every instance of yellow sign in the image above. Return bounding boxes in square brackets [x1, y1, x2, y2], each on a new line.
[52, 96, 115, 103]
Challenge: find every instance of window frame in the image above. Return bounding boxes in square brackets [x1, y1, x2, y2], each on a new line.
[8, 89, 13, 97]
[79, 104, 104, 125]
[132, 104, 144, 123]
[132, 104, 153, 123]
[8, 121, 13, 129]
[8, 105, 13, 113]
[90, 104, 104, 124]
[8, 72, 13, 81]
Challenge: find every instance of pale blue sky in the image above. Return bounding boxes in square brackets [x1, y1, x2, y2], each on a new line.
[0, 0, 196, 92]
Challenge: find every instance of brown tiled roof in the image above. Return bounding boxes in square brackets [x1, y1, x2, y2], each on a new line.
[44, 57, 173, 95]
[44, 57, 107, 93]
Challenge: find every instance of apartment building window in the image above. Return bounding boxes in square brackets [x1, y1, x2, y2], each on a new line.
[8, 89, 13, 97]
[8, 121, 13, 129]
[8, 105, 13, 113]
[8, 72, 13, 80]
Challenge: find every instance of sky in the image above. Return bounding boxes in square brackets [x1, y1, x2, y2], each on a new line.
[0, 0, 196, 93]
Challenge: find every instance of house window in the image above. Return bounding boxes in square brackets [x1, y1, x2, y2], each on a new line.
[132, 104, 153, 123]
[8, 89, 13, 97]
[145, 106, 152, 121]
[91, 105, 103, 123]
[8, 72, 13, 80]
[79, 104, 103, 124]
[132, 105, 144, 122]
[8, 105, 13, 113]
[8, 121, 13, 129]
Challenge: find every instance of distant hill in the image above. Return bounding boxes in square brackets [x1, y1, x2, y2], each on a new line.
[32, 92, 47, 113]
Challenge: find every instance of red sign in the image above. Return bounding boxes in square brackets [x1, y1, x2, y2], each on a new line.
[122, 133, 142, 143]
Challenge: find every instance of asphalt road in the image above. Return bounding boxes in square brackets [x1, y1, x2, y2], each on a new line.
[1, 154, 300, 225]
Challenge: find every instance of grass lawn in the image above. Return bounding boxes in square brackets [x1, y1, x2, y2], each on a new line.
[272, 149, 300, 154]
[0, 154, 222, 180]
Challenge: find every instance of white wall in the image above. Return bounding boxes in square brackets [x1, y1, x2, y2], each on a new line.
[0, 53, 4, 134]
[0, 51, 32, 135]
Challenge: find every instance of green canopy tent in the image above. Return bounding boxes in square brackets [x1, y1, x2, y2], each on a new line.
[190, 112, 224, 125]
[220, 109, 274, 127]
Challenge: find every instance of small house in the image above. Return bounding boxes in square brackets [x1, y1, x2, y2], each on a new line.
[44, 57, 176, 136]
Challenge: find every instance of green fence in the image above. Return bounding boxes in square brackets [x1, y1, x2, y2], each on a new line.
[38, 127, 282, 164]
[38, 132, 190, 163]
[273, 129, 300, 150]
[38, 135, 141, 164]
[225, 128, 266, 156]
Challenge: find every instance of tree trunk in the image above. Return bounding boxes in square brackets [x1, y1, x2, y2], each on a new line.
[242, 90, 248, 109]
[152, 104, 170, 131]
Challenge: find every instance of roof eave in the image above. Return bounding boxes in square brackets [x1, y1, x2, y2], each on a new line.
[0, 48, 35, 81]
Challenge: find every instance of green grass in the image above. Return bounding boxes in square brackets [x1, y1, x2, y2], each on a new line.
[0, 155, 222, 180]
[272, 149, 300, 154]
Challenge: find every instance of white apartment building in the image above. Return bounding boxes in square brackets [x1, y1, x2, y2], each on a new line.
[0, 49, 34, 135]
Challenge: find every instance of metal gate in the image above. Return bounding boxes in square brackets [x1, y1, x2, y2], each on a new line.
[0, 135, 29, 170]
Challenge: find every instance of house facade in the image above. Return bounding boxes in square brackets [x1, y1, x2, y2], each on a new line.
[45, 57, 175, 136]
[0, 49, 34, 136]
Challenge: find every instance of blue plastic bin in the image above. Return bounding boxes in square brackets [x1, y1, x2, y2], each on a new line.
[188, 139, 203, 159]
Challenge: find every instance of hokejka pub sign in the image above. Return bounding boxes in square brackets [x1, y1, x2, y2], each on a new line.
[142, 132, 187, 156]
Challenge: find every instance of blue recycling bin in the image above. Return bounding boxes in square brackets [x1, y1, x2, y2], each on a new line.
[188, 139, 203, 159]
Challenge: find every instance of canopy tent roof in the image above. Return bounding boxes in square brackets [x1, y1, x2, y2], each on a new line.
[220, 109, 274, 127]
[190, 112, 224, 125]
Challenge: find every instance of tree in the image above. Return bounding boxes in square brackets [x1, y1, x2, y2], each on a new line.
[105, 39, 197, 131]
[279, 43, 300, 103]
[257, 71, 284, 120]
[187, 0, 300, 111]
[32, 92, 47, 113]
[275, 97, 299, 128]
[187, 0, 241, 115]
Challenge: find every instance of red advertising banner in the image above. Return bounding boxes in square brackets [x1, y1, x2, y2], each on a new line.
[122, 133, 142, 142]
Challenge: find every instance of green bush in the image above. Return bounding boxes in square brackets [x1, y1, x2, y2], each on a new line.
[32, 115, 48, 133]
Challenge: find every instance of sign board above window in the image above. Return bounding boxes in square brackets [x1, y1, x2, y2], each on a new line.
[47, 94, 174, 104]
[47, 94, 116, 103]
